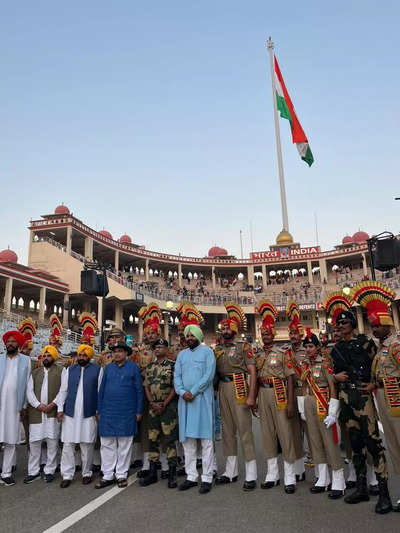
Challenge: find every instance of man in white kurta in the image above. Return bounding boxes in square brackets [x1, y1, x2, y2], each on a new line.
[24, 345, 63, 483]
[57, 344, 102, 488]
[0, 331, 31, 486]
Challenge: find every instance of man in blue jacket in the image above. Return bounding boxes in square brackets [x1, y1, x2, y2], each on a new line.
[96, 342, 143, 489]
[0, 330, 31, 486]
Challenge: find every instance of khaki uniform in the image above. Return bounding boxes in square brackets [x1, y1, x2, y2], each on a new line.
[302, 356, 342, 470]
[168, 343, 186, 363]
[257, 345, 297, 462]
[214, 342, 256, 462]
[285, 345, 307, 460]
[373, 333, 400, 474]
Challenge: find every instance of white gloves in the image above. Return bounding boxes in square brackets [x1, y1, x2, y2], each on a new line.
[324, 398, 340, 428]
[297, 396, 306, 421]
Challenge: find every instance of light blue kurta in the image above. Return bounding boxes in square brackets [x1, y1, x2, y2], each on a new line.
[174, 344, 216, 442]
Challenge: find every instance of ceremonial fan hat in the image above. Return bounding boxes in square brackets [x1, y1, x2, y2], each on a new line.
[350, 281, 395, 326]
[322, 291, 353, 325]
[18, 317, 37, 350]
[286, 300, 304, 335]
[176, 302, 203, 330]
[78, 312, 98, 345]
[255, 298, 278, 336]
[143, 303, 162, 334]
[49, 314, 63, 347]
[220, 302, 247, 333]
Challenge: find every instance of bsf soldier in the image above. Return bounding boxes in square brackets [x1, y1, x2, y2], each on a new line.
[322, 291, 358, 488]
[255, 300, 297, 494]
[284, 301, 307, 481]
[214, 303, 257, 491]
[135, 304, 162, 478]
[297, 330, 345, 498]
[331, 292, 391, 515]
[353, 281, 399, 512]
[140, 339, 178, 489]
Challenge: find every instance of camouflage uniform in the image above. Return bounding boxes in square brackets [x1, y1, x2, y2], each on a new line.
[134, 344, 155, 452]
[332, 335, 388, 481]
[144, 359, 178, 465]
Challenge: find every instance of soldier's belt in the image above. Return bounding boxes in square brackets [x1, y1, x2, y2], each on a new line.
[258, 377, 287, 409]
[220, 373, 247, 382]
[258, 377, 277, 389]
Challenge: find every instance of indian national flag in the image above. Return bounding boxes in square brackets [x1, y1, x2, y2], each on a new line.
[274, 56, 314, 167]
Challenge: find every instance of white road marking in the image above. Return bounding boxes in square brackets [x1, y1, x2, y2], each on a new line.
[41, 473, 138, 533]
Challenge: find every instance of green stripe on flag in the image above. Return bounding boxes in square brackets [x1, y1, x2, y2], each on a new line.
[276, 92, 292, 122]
[302, 145, 314, 167]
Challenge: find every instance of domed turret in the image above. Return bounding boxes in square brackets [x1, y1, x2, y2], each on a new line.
[0, 248, 18, 263]
[99, 230, 113, 240]
[276, 229, 294, 245]
[342, 235, 353, 244]
[208, 246, 228, 258]
[352, 231, 369, 243]
[54, 204, 70, 215]
[119, 234, 132, 244]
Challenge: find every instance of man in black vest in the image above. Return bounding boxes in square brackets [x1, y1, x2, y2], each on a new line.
[24, 345, 63, 484]
[57, 344, 102, 488]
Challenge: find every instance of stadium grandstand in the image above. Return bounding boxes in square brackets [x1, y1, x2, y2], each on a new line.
[0, 204, 399, 351]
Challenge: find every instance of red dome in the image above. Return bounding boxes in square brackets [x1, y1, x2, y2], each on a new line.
[54, 204, 70, 215]
[119, 234, 131, 244]
[0, 249, 18, 263]
[99, 230, 113, 240]
[208, 246, 228, 257]
[352, 231, 369, 243]
[342, 235, 353, 244]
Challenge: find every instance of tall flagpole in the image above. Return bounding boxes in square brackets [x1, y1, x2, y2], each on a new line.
[266, 36, 289, 232]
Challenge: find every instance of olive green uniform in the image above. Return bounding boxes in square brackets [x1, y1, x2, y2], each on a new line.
[144, 359, 178, 465]
[135, 345, 155, 452]
[373, 334, 400, 474]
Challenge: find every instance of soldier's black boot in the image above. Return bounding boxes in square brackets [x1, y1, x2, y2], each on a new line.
[344, 475, 370, 504]
[375, 480, 392, 514]
[168, 465, 177, 489]
[139, 461, 158, 487]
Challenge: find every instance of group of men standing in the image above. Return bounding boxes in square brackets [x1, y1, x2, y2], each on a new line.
[1, 282, 400, 516]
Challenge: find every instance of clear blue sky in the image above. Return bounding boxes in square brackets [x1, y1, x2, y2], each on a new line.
[1, 1, 399, 263]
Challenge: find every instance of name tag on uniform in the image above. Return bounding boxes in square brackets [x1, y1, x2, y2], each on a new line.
[313, 365, 321, 378]
[228, 347, 237, 358]
[269, 355, 278, 366]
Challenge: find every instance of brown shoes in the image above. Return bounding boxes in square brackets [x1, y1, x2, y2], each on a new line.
[95, 478, 115, 489]
[82, 476, 93, 485]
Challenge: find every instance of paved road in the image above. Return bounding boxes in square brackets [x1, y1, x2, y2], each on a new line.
[2, 421, 400, 533]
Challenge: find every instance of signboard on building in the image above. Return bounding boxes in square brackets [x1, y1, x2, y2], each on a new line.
[250, 246, 320, 260]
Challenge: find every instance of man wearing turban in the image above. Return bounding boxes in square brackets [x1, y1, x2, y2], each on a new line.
[24, 345, 63, 484]
[0, 331, 31, 486]
[174, 325, 216, 494]
[57, 344, 102, 488]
